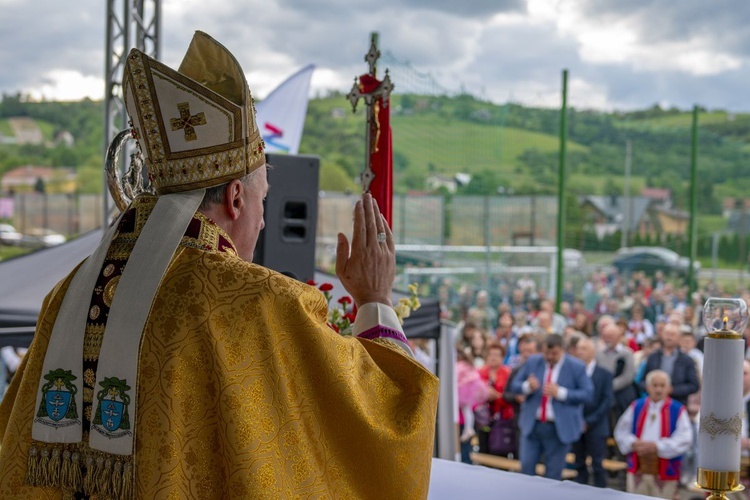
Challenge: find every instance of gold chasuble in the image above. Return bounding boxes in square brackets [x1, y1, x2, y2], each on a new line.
[0, 197, 439, 499]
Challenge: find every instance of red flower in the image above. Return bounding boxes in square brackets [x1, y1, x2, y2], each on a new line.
[306, 280, 317, 286]
[329, 323, 340, 333]
[319, 283, 334, 292]
[344, 313, 357, 323]
[338, 296, 352, 305]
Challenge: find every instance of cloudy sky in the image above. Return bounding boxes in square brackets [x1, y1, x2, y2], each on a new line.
[2, 0, 749, 111]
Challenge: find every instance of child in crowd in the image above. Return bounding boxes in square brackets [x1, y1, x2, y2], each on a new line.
[456, 349, 489, 463]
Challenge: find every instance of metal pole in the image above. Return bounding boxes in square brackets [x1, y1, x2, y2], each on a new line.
[555, 69, 568, 313]
[400, 193, 406, 244]
[530, 193, 536, 246]
[622, 139, 632, 248]
[687, 105, 699, 291]
[712, 232, 719, 286]
[484, 195, 491, 291]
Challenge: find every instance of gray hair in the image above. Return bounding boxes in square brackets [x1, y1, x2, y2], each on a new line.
[199, 166, 264, 210]
[645, 369, 672, 388]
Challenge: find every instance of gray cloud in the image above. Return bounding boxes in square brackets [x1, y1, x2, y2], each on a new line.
[0, 0, 103, 94]
[1, 0, 750, 112]
[277, 0, 525, 19]
[577, 0, 750, 56]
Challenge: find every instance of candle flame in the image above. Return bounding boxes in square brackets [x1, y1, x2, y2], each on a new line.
[724, 315, 729, 329]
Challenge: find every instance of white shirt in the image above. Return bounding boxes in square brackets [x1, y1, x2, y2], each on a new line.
[628, 318, 654, 345]
[586, 360, 596, 378]
[522, 355, 569, 422]
[614, 398, 693, 459]
[352, 303, 413, 358]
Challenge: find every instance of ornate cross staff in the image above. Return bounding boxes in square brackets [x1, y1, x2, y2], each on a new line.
[346, 32, 395, 225]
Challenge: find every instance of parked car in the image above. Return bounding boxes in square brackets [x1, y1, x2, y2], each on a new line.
[563, 248, 585, 271]
[25, 228, 66, 247]
[0, 224, 23, 246]
[612, 246, 700, 279]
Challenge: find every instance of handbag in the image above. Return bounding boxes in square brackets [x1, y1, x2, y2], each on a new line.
[488, 416, 518, 456]
[473, 404, 492, 429]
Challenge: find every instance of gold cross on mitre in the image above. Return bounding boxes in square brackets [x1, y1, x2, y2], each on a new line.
[170, 102, 207, 142]
[346, 33, 393, 192]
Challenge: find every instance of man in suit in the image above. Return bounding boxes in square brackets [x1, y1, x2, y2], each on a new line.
[503, 333, 540, 446]
[511, 333, 594, 480]
[639, 322, 699, 405]
[596, 322, 637, 419]
[572, 337, 613, 488]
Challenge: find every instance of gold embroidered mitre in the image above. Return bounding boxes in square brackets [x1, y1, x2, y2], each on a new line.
[123, 31, 265, 194]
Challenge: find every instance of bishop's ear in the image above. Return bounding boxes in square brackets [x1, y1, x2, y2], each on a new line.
[224, 179, 244, 221]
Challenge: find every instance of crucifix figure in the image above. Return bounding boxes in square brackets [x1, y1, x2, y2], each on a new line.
[346, 33, 394, 193]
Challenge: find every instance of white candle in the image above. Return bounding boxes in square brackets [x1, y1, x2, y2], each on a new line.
[698, 335, 744, 472]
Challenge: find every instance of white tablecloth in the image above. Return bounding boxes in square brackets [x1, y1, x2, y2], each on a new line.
[428, 459, 652, 499]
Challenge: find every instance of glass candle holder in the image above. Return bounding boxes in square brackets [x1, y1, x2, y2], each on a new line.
[703, 298, 748, 335]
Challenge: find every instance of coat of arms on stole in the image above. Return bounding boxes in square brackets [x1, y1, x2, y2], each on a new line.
[92, 376, 132, 438]
[36, 368, 80, 427]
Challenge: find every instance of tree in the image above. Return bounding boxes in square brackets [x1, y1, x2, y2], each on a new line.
[460, 168, 501, 196]
[319, 162, 357, 192]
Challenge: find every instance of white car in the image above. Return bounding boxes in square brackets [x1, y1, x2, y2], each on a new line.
[0, 224, 23, 246]
[25, 228, 66, 247]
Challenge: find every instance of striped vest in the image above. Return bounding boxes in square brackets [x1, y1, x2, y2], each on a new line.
[626, 397, 684, 480]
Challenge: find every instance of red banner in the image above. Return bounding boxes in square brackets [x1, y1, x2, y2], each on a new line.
[358, 74, 393, 227]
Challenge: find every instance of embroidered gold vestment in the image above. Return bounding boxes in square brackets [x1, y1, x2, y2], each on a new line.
[0, 197, 439, 499]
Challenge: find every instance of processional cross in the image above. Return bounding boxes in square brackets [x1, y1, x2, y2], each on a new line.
[346, 33, 394, 193]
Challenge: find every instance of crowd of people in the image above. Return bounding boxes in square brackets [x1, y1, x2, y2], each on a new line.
[442, 269, 750, 498]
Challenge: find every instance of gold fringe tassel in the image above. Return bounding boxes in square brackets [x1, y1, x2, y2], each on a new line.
[70, 451, 83, 492]
[122, 461, 133, 500]
[97, 457, 112, 497]
[90, 456, 105, 496]
[83, 453, 96, 496]
[48, 447, 61, 486]
[112, 460, 123, 499]
[25, 445, 39, 486]
[38, 448, 50, 487]
[26, 442, 131, 497]
[60, 449, 72, 489]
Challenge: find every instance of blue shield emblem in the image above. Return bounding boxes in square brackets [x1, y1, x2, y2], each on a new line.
[101, 400, 124, 431]
[46, 390, 71, 422]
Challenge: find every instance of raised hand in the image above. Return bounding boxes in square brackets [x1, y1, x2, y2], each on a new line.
[335, 193, 395, 307]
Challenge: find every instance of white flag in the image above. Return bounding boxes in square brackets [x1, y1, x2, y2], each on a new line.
[256, 64, 315, 154]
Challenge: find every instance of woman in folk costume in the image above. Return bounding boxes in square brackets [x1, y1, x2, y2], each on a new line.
[614, 369, 692, 499]
[0, 32, 438, 499]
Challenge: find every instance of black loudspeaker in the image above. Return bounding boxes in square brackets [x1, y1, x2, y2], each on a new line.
[253, 154, 319, 282]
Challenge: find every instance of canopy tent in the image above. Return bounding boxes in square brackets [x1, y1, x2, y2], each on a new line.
[0, 230, 441, 341]
[0, 229, 103, 330]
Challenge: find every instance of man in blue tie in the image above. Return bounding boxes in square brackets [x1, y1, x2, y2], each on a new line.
[511, 333, 594, 480]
